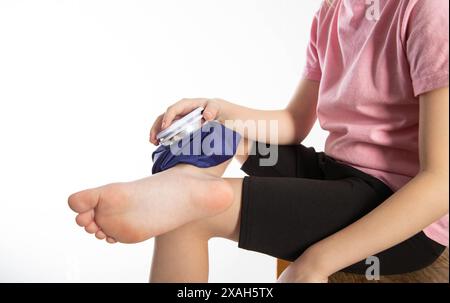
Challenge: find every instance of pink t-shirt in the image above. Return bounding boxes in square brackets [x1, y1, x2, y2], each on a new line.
[304, 0, 449, 246]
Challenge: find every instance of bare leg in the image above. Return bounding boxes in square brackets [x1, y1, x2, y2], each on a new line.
[150, 140, 251, 282]
[68, 137, 250, 281]
[150, 178, 242, 282]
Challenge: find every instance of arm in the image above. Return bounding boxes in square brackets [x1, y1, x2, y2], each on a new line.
[149, 79, 320, 146]
[297, 87, 449, 281]
[220, 79, 320, 144]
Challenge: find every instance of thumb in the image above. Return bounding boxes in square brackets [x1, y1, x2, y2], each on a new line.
[203, 101, 220, 121]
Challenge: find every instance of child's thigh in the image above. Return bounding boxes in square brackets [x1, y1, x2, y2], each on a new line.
[238, 176, 391, 261]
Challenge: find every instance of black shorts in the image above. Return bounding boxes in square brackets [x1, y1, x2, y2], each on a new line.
[238, 144, 446, 275]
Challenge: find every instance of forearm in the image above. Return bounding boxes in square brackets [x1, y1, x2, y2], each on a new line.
[151, 79, 320, 146]
[308, 172, 449, 276]
[218, 100, 300, 145]
[218, 80, 319, 145]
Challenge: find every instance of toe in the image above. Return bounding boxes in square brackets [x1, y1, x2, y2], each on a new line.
[68, 189, 100, 213]
[95, 230, 106, 240]
[106, 237, 117, 244]
[75, 210, 94, 227]
[85, 221, 99, 234]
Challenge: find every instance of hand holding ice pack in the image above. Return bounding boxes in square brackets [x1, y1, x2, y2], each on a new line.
[152, 121, 241, 174]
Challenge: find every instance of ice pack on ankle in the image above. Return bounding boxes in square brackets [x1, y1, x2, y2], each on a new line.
[152, 121, 241, 174]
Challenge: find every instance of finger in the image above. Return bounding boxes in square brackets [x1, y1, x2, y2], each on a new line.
[150, 114, 184, 144]
[149, 114, 164, 145]
[162, 99, 207, 130]
[203, 100, 220, 121]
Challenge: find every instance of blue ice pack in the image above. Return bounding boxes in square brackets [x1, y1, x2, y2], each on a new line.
[152, 121, 241, 174]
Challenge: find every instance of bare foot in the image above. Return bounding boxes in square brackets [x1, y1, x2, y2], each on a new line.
[68, 166, 234, 244]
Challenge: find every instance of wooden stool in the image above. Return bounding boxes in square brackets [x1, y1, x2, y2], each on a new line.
[276, 249, 449, 283]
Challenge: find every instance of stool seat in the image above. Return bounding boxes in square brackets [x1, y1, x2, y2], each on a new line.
[277, 249, 449, 283]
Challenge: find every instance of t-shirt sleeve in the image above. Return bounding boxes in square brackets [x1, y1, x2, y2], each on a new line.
[303, 11, 322, 82]
[405, 0, 449, 97]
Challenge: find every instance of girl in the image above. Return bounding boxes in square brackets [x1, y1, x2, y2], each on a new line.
[68, 0, 449, 282]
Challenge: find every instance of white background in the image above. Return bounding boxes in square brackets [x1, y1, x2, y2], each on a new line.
[0, 0, 326, 282]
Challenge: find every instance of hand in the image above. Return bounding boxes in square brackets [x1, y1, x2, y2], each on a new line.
[149, 98, 223, 145]
[278, 264, 329, 283]
[277, 249, 331, 283]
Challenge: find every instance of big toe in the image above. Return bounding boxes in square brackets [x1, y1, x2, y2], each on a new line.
[68, 189, 100, 213]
